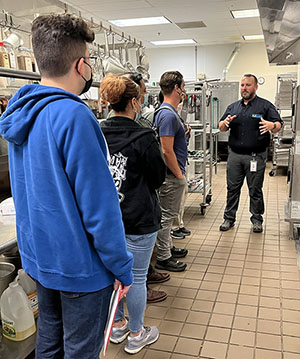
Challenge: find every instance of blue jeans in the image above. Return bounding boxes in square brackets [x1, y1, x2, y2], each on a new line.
[115, 232, 157, 333]
[36, 281, 113, 359]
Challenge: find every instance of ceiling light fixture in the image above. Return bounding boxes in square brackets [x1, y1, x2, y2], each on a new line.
[109, 16, 170, 27]
[151, 39, 196, 46]
[243, 35, 264, 40]
[231, 9, 259, 18]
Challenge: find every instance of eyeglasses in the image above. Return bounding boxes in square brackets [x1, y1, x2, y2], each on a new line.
[83, 56, 97, 67]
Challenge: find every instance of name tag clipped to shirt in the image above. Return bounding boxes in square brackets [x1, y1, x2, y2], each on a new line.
[250, 160, 257, 172]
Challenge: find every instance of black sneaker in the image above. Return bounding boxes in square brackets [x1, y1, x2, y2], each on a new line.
[155, 257, 187, 272]
[171, 246, 188, 258]
[219, 220, 235, 231]
[252, 221, 263, 233]
[170, 229, 185, 239]
[179, 227, 191, 236]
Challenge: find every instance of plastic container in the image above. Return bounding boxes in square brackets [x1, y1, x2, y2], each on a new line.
[3, 41, 17, 69]
[17, 47, 33, 72]
[1, 281, 36, 341]
[0, 42, 10, 68]
[16, 269, 38, 317]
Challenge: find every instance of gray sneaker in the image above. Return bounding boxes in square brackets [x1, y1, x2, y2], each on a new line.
[110, 318, 130, 343]
[124, 326, 159, 354]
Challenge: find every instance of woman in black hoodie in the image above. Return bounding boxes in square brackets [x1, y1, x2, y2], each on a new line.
[100, 73, 166, 355]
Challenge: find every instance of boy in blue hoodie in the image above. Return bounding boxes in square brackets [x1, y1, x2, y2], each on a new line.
[0, 14, 133, 359]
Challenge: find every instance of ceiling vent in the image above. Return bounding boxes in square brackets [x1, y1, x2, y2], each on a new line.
[175, 21, 207, 29]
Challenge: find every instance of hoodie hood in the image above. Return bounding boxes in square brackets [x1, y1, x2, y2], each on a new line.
[0, 84, 85, 145]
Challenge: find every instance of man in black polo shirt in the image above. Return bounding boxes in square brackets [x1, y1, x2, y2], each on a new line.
[219, 74, 283, 233]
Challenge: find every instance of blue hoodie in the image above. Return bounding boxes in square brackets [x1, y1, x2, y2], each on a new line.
[0, 84, 133, 292]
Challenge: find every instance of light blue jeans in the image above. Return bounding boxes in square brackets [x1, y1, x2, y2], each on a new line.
[115, 231, 157, 333]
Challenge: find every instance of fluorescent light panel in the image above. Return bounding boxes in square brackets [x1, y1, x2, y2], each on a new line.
[151, 39, 196, 46]
[231, 9, 259, 18]
[243, 34, 264, 40]
[109, 16, 170, 27]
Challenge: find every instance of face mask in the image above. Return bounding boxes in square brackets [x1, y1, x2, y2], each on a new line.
[76, 59, 93, 95]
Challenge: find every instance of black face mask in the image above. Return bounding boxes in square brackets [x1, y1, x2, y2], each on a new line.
[76, 58, 93, 95]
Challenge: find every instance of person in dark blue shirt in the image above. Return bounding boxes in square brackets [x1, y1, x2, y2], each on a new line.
[219, 74, 283, 233]
[154, 71, 188, 272]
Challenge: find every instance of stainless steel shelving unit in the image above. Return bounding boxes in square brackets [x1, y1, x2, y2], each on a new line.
[185, 82, 215, 215]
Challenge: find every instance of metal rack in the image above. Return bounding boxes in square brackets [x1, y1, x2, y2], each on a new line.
[184, 82, 215, 215]
[270, 73, 297, 176]
[285, 85, 300, 240]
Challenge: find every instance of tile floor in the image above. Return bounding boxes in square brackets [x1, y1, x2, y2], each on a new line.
[104, 162, 300, 359]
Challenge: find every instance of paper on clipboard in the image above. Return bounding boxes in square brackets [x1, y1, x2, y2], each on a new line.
[102, 284, 123, 356]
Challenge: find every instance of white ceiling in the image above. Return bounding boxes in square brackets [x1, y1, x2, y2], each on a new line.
[64, 0, 262, 48]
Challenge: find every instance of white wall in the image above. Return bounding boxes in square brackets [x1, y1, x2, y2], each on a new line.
[147, 42, 298, 103]
[226, 42, 297, 103]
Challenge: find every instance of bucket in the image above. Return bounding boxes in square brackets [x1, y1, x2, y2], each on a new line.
[0, 262, 15, 298]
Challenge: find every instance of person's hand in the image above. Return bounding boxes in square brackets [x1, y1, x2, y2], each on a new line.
[259, 119, 274, 134]
[114, 279, 131, 299]
[223, 115, 236, 128]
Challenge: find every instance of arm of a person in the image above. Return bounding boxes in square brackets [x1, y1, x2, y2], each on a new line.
[259, 104, 283, 135]
[160, 136, 184, 178]
[141, 136, 166, 189]
[219, 105, 236, 132]
[54, 104, 133, 286]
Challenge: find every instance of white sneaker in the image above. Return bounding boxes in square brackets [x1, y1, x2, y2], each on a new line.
[124, 326, 159, 354]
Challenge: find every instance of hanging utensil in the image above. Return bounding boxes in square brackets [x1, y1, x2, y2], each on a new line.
[102, 30, 127, 76]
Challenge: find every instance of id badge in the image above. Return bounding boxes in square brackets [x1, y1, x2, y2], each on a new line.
[250, 160, 257, 172]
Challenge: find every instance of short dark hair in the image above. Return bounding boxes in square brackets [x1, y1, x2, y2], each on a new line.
[32, 14, 95, 77]
[127, 72, 143, 87]
[243, 74, 258, 85]
[159, 71, 183, 95]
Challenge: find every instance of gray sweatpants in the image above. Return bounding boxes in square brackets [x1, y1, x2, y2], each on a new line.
[224, 149, 267, 224]
[156, 174, 186, 261]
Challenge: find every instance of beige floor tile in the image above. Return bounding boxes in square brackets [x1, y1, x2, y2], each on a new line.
[232, 316, 256, 331]
[282, 309, 300, 323]
[180, 323, 206, 339]
[205, 326, 230, 343]
[282, 298, 300, 310]
[257, 319, 281, 335]
[283, 352, 300, 359]
[235, 304, 258, 317]
[176, 288, 197, 299]
[255, 348, 281, 359]
[186, 311, 210, 325]
[216, 292, 238, 304]
[144, 350, 172, 359]
[174, 337, 202, 356]
[230, 329, 255, 346]
[256, 333, 282, 351]
[164, 308, 189, 322]
[209, 313, 233, 328]
[237, 294, 259, 306]
[227, 345, 254, 359]
[258, 307, 281, 321]
[213, 302, 235, 316]
[159, 320, 184, 336]
[150, 334, 177, 352]
[200, 341, 227, 359]
[283, 336, 300, 353]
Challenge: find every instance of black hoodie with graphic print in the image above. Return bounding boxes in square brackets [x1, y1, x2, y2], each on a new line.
[101, 116, 166, 235]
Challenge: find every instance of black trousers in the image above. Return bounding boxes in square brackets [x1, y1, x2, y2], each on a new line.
[224, 149, 267, 223]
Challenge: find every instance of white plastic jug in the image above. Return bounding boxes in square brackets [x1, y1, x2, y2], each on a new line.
[1, 281, 36, 341]
[17, 269, 38, 317]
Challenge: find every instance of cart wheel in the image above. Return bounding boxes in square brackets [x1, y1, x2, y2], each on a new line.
[206, 194, 212, 204]
[269, 170, 275, 177]
[200, 205, 206, 215]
